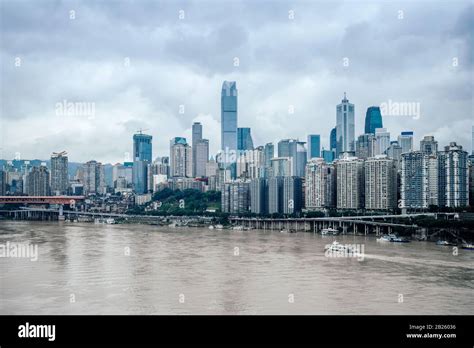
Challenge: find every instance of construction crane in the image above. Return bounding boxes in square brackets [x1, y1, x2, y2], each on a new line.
[136, 128, 150, 135]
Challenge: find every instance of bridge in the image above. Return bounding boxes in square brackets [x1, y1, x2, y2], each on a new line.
[229, 216, 419, 235]
[0, 196, 85, 205]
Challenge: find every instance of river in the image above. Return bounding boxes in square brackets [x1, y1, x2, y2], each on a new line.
[1, 220, 473, 314]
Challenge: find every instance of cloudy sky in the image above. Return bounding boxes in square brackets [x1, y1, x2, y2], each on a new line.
[1, 0, 472, 163]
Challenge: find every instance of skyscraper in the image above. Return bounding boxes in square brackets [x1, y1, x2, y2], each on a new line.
[336, 93, 355, 157]
[195, 139, 209, 178]
[330, 127, 337, 153]
[133, 133, 152, 162]
[335, 156, 365, 209]
[264, 143, 274, 168]
[364, 106, 383, 135]
[133, 132, 153, 193]
[307, 134, 321, 159]
[321, 149, 335, 164]
[305, 158, 336, 210]
[277, 139, 307, 177]
[267, 176, 284, 214]
[398, 131, 414, 154]
[50, 151, 69, 195]
[282, 176, 303, 214]
[250, 178, 267, 215]
[374, 128, 391, 155]
[420, 136, 438, 155]
[221, 180, 250, 213]
[0, 170, 6, 195]
[270, 157, 292, 177]
[438, 142, 469, 208]
[82, 160, 106, 195]
[364, 155, 397, 210]
[386, 141, 403, 167]
[192, 122, 203, 177]
[221, 81, 238, 153]
[26, 165, 50, 196]
[400, 152, 438, 209]
[170, 137, 193, 178]
[237, 127, 254, 151]
[355, 134, 376, 160]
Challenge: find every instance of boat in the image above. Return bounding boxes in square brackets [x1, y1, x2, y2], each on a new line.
[233, 226, 244, 230]
[461, 243, 474, 250]
[389, 233, 410, 243]
[208, 225, 215, 230]
[377, 235, 392, 242]
[436, 240, 455, 246]
[215, 224, 224, 230]
[280, 229, 290, 233]
[321, 228, 339, 236]
[106, 218, 115, 224]
[390, 235, 410, 243]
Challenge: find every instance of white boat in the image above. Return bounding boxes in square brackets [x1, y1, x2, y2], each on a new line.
[461, 243, 474, 250]
[215, 224, 224, 230]
[321, 228, 338, 236]
[106, 218, 115, 224]
[208, 225, 215, 230]
[377, 235, 392, 242]
[233, 226, 244, 230]
[436, 240, 455, 246]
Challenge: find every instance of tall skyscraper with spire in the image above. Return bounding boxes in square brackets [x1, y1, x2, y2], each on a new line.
[221, 81, 238, 153]
[364, 106, 383, 135]
[336, 93, 355, 157]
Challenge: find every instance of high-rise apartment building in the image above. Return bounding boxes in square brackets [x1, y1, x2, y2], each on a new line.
[420, 136, 438, 155]
[335, 156, 364, 209]
[82, 160, 106, 195]
[438, 142, 469, 208]
[398, 131, 414, 154]
[221, 180, 250, 213]
[195, 139, 209, 178]
[170, 137, 193, 178]
[400, 152, 438, 209]
[305, 158, 336, 210]
[364, 155, 397, 210]
[250, 178, 267, 215]
[282, 176, 303, 214]
[26, 165, 50, 196]
[355, 134, 376, 160]
[50, 151, 69, 195]
[374, 128, 391, 155]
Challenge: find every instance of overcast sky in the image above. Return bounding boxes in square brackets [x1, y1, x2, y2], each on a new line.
[1, 0, 472, 163]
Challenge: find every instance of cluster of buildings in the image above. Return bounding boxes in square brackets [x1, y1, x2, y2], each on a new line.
[1, 81, 473, 216]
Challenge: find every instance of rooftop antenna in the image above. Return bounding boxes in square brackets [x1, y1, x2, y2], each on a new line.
[136, 128, 150, 134]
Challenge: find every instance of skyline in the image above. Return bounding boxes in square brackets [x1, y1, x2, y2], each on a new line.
[1, 0, 473, 163]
